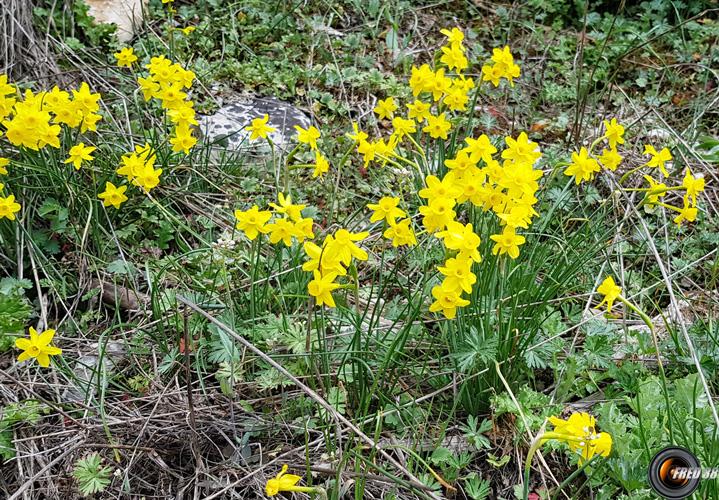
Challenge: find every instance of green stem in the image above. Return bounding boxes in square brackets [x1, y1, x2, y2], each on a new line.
[618, 164, 645, 185]
[654, 201, 682, 213]
[406, 133, 427, 162]
[616, 295, 677, 443]
[523, 432, 584, 500]
[617, 295, 664, 371]
[327, 143, 354, 227]
[587, 136, 604, 155]
[550, 455, 603, 500]
[282, 143, 302, 192]
[383, 443, 455, 492]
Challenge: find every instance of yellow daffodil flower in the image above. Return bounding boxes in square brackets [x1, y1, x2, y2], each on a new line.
[440, 27, 464, 47]
[682, 167, 705, 207]
[545, 412, 612, 464]
[406, 99, 431, 122]
[419, 175, 462, 201]
[269, 193, 305, 222]
[673, 202, 698, 227]
[383, 218, 417, 247]
[312, 151, 330, 178]
[295, 125, 321, 150]
[133, 164, 163, 191]
[462, 134, 497, 164]
[293, 217, 315, 243]
[602, 118, 625, 149]
[170, 124, 197, 154]
[436, 221, 481, 262]
[346, 122, 368, 143]
[114, 47, 138, 68]
[419, 197, 456, 233]
[247, 114, 276, 141]
[440, 44, 468, 72]
[266, 217, 297, 247]
[374, 97, 398, 120]
[429, 284, 470, 319]
[596, 276, 622, 312]
[307, 271, 340, 308]
[98, 182, 128, 209]
[598, 147, 622, 171]
[489, 226, 525, 259]
[642, 175, 667, 209]
[0, 194, 21, 220]
[391, 116, 416, 138]
[423, 113, 452, 139]
[644, 145, 672, 177]
[367, 196, 406, 224]
[327, 229, 369, 265]
[564, 147, 600, 185]
[15, 327, 62, 368]
[302, 237, 346, 276]
[502, 132, 540, 165]
[437, 256, 476, 294]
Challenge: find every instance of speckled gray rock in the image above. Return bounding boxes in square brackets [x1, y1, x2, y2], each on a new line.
[198, 97, 311, 152]
[63, 341, 125, 403]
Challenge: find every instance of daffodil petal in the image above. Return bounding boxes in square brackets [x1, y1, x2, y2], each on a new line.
[279, 474, 302, 488]
[36, 353, 50, 368]
[15, 338, 31, 350]
[38, 329, 56, 346]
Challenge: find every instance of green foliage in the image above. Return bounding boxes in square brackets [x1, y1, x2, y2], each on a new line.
[430, 447, 473, 482]
[585, 372, 718, 497]
[461, 415, 493, 451]
[464, 473, 491, 500]
[0, 400, 48, 460]
[72, 453, 113, 497]
[492, 387, 563, 435]
[0, 278, 33, 352]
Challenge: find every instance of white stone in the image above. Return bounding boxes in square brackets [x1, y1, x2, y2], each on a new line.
[86, 0, 146, 43]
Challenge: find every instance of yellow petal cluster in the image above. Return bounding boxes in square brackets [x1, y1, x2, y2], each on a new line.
[546, 412, 612, 464]
[139, 56, 198, 155]
[15, 327, 62, 368]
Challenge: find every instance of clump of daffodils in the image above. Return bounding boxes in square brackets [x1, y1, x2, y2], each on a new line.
[350, 27, 540, 319]
[0, 52, 203, 219]
[102, 55, 199, 204]
[137, 54, 198, 157]
[563, 117, 706, 228]
[0, 74, 103, 220]
[233, 190, 372, 309]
